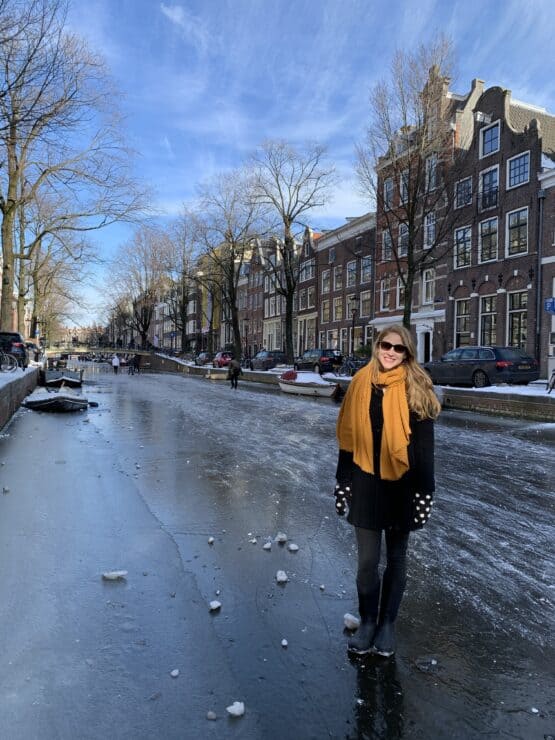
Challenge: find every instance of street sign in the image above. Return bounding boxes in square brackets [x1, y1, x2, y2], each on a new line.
[545, 298, 555, 314]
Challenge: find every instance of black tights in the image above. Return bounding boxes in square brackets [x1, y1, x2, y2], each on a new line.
[355, 527, 410, 622]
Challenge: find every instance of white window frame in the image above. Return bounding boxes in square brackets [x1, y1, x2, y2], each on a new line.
[398, 223, 408, 256]
[361, 255, 372, 283]
[479, 119, 500, 159]
[426, 153, 438, 191]
[360, 289, 372, 317]
[396, 277, 405, 309]
[382, 231, 392, 261]
[321, 269, 330, 294]
[479, 294, 497, 346]
[422, 268, 435, 305]
[478, 216, 498, 264]
[334, 265, 343, 291]
[346, 260, 357, 288]
[380, 278, 391, 311]
[424, 212, 436, 248]
[321, 299, 330, 324]
[400, 169, 409, 203]
[383, 177, 393, 209]
[307, 285, 315, 308]
[455, 177, 472, 209]
[454, 225, 472, 269]
[506, 151, 530, 190]
[505, 206, 528, 257]
[333, 296, 343, 322]
[479, 164, 499, 212]
[328, 247, 336, 264]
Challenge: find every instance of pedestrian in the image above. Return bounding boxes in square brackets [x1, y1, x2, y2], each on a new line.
[153, 334, 159, 349]
[133, 354, 140, 374]
[334, 324, 441, 658]
[127, 355, 135, 375]
[227, 358, 242, 389]
[111, 353, 120, 375]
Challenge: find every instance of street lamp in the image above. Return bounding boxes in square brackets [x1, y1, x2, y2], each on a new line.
[351, 303, 357, 356]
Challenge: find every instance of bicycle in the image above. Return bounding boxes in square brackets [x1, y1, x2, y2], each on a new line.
[0, 350, 19, 372]
[337, 356, 368, 377]
[547, 368, 555, 394]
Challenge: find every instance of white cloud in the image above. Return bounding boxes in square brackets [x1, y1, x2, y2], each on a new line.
[159, 3, 216, 55]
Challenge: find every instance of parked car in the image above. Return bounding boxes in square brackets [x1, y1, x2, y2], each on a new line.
[194, 351, 214, 366]
[294, 348, 343, 374]
[250, 350, 287, 371]
[212, 351, 233, 368]
[0, 331, 29, 368]
[423, 346, 539, 388]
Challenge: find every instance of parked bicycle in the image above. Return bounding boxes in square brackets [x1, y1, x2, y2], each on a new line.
[337, 356, 368, 377]
[547, 368, 555, 394]
[0, 350, 19, 372]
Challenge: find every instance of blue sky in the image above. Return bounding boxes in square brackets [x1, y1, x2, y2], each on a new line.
[66, 0, 555, 322]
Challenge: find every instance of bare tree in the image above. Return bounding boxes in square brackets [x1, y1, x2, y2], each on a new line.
[110, 226, 168, 349]
[250, 140, 336, 361]
[194, 169, 263, 359]
[0, 0, 147, 329]
[356, 36, 470, 327]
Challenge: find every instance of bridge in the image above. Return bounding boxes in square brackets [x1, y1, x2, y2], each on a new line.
[45, 346, 154, 357]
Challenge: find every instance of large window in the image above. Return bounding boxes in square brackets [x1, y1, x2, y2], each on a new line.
[360, 290, 372, 317]
[507, 152, 530, 189]
[455, 177, 472, 208]
[299, 258, 315, 282]
[384, 178, 393, 209]
[480, 166, 498, 210]
[455, 226, 472, 268]
[382, 231, 393, 261]
[399, 223, 408, 256]
[333, 297, 343, 321]
[480, 295, 497, 345]
[328, 247, 336, 263]
[455, 299, 471, 346]
[506, 207, 528, 256]
[321, 269, 330, 293]
[479, 217, 498, 263]
[346, 260, 357, 287]
[298, 288, 307, 311]
[380, 278, 391, 311]
[508, 291, 527, 347]
[361, 255, 372, 283]
[307, 285, 315, 308]
[321, 299, 330, 323]
[426, 153, 438, 190]
[480, 121, 500, 158]
[334, 265, 343, 291]
[400, 169, 409, 202]
[396, 277, 405, 308]
[422, 269, 435, 304]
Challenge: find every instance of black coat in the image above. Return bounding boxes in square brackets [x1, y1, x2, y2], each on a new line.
[336, 388, 435, 532]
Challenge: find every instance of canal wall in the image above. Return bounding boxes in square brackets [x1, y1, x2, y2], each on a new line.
[0, 369, 38, 431]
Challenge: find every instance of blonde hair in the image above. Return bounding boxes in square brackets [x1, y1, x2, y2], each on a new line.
[369, 324, 441, 419]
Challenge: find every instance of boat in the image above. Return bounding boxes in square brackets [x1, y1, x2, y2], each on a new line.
[44, 368, 83, 388]
[22, 389, 91, 412]
[278, 370, 339, 398]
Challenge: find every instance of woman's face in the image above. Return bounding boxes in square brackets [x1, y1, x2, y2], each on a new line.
[376, 332, 407, 372]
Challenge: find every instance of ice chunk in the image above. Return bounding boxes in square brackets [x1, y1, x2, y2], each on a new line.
[170, 669, 179, 678]
[343, 613, 360, 630]
[275, 532, 287, 543]
[288, 543, 299, 552]
[276, 570, 288, 584]
[206, 710, 217, 720]
[249, 538, 257, 544]
[226, 701, 245, 717]
[263, 541, 272, 551]
[281, 639, 288, 648]
[208, 536, 215, 545]
[102, 570, 128, 581]
[209, 600, 221, 611]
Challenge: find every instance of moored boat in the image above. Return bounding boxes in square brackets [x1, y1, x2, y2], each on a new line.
[22, 389, 89, 412]
[278, 370, 339, 398]
[44, 368, 83, 388]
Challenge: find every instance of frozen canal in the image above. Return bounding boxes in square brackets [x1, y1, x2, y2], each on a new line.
[0, 365, 553, 739]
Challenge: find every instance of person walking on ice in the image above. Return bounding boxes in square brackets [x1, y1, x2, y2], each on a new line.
[111, 353, 120, 375]
[334, 324, 441, 657]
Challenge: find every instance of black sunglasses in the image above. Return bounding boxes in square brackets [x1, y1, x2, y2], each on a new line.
[379, 340, 407, 354]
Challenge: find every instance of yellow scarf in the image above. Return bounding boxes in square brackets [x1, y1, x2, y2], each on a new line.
[336, 363, 411, 480]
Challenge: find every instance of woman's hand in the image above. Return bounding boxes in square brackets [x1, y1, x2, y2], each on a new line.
[334, 483, 351, 516]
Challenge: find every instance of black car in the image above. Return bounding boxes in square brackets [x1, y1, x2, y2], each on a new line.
[0, 331, 29, 368]
[423, 346, 539, 388]
[250, 350, 287, 371]
[294, 348, 343, 374]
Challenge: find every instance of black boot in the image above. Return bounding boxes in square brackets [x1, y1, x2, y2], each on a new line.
[372, 570, 403, 658]
[348, 587, 379, 655]
[372, 619, 396, 657]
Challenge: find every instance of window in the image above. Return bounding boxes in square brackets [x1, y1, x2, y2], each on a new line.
[334, 265, 343, 291]
[299, 288, 307, 311]
[384, 177, 393, 209]
[480, 166, 498, 210]
[333, 297, 343, 321]
[380, 278, 391, 311]
[400, 169, 409, 203]
[269, 296, 276, 316]
[424, 212, 436, 248]
[455, 299, 471, 346]
[307, 285, 315, 308]
[382, 231, 393, 261]
[479, 217, 498, 262]
[264, 275, 269, 292]
[506, 207, 528, 256]
[399, 223, 408, 256]
[328, 247, 336, 264]
[361, 255, 372, 283]
[396, 277, 405, 308]
[422, 269, 435, 304]
[346, 260, 357, 287]
[480, 121, 500, 158]
[480, 295, 497, 345]
[299, 258, 315, 282]
[507, 152, 530, 189]
[321, 269, 330, 293]
[508, 291, 527, 347]
[321, 299, 330, 323]
[426, 154, 438, 190]
[454, 226, 472, 268]
[360, 290, 372, 317]
[455, 177, 472, 208]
